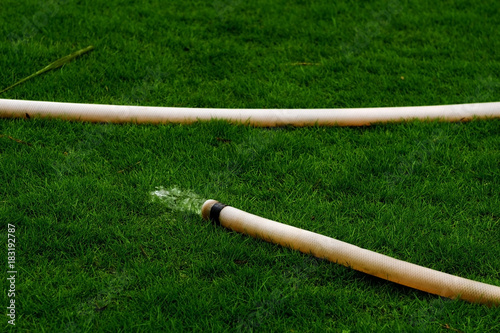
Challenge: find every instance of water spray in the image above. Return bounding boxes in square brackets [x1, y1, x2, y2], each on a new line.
[150, 186, 206, 215]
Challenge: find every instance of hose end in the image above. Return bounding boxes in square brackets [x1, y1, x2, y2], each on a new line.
[201, 200, 219, 220]
[201, 200, 228, 225]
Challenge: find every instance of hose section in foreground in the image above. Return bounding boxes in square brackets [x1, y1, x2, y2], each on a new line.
[201, 200, 500, 306]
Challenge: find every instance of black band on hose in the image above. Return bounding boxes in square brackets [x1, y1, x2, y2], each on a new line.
[209, 203, 227, 225]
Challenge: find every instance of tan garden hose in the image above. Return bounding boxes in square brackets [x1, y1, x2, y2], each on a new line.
[201, 200, 500, 306]
[1, 99, 500, 126]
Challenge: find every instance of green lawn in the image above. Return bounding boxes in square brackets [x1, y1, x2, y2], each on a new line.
[1, 0, 500, 332]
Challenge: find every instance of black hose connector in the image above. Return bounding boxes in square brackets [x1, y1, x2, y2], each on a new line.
[209, 202, 227, 225]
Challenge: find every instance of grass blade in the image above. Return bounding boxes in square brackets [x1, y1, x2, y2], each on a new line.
[0, 45, 94, 95]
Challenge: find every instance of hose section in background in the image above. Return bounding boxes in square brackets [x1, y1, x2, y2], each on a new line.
[1, 99, 500, 126]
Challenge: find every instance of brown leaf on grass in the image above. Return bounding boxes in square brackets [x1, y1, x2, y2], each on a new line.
[216, 137, 232, 143]
[0, 134, 32, 146]
[139, 245, 149, 258]
[441, 323, 464, 333]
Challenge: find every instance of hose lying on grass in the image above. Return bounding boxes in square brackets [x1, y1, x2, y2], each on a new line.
[201, 200, 500, 306]
[1, 99, 500, 126]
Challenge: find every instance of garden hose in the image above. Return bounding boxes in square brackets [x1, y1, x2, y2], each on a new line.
[201, 200, 500, 306]
[1, 98, 500, 126]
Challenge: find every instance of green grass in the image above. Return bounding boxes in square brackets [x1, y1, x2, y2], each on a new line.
[1, 0, 500, 332]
